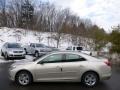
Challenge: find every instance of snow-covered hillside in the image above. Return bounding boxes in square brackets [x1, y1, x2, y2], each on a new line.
[0, 27, 73, 50]
[0, 27, 96, 63]
[0, 27, 95, 51]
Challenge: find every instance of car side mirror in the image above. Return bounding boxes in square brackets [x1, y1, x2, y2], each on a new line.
[38, 61, 44, 64]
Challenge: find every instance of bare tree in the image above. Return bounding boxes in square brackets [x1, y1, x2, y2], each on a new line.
[0, 0, 7, 26]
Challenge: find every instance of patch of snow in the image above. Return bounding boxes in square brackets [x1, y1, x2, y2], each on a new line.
[0, 55, 35, 64]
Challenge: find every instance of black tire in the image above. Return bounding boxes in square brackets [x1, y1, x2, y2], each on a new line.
[24, 49, 28, 55]
[81, 72, 99, 87]
[15, 71, 32, 86]
[1, 50, 4, 56]
[34, 51, 39, 57]
[4, 53, 9, 60]
[22, 56, 26, 59]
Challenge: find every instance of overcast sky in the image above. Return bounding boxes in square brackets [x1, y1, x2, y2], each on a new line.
[46, 0, 120, 32]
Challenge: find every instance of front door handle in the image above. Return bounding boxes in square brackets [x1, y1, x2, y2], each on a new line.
[60, 68, 62, 71]
[57, 66, 62, 71]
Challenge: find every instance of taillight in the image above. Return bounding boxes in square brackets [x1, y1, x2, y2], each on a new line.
[104, 60, 111, 67]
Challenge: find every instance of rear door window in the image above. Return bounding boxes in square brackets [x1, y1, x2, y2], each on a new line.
[65, 54, 86, 62]
[77, 47, 83, 50]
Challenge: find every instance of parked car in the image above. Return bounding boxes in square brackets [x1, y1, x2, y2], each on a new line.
[1, 42, 25, 59]
[66, 46, 94, 56]
[24, 43, 52, 57]
[9, 51, 111, 87]
[66, 46, 83, 51]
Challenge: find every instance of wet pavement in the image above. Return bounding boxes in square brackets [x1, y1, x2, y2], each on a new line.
[0, 63, 120, 90]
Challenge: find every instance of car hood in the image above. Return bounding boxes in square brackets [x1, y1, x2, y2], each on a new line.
[11, 60, 33, 67]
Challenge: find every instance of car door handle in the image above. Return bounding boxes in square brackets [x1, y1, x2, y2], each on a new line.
[57, 66, 62, 71]
[60, 68, 63, 71]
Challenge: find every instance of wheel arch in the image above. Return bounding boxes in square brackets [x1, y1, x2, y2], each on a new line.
[35, 50, 39, 53]
[81, 70, 100, 82]
[15, 69, 33, 82]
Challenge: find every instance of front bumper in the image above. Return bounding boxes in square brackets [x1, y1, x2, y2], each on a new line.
[8, 68, 16, 81]
[8, 53, 25, 58]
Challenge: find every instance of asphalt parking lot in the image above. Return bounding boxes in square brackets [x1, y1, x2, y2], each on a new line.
[0, 62, 120, 90]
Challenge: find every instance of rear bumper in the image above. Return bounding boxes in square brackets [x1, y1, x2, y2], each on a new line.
[100, 73, 111, 80]
[100, 67, 112, 80]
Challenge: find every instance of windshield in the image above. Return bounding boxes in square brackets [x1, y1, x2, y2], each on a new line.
[8, 43, 21, 48]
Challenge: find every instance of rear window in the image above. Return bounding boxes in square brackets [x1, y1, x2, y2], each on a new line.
[65, 54, 86, 62]
[77, 47, 83, 50]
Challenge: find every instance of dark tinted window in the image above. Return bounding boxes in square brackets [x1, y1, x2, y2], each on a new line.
[77, 47, 83, 50]
[36, 44, 45, 47]
[42, 54, 63, 63]
[73, 47, 75, 50]
[65, 54, 86, 62]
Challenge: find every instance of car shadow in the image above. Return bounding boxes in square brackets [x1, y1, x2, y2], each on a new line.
[9, 81, 110, 90]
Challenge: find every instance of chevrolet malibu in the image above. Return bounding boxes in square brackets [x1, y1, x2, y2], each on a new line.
[9, 51, 111, 87]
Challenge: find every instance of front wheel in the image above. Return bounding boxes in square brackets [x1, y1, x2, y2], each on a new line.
[1, 50, 4, 56]
[4, 53, 9, 60]
[24, 49, 28, 55]
[15, 71, 32, 86]
[81, 72, 99, 87]
[35, 52, 39, 57]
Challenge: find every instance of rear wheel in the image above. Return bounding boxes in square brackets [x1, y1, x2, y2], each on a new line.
[22, 56, 25, 59]
[15, 71, 32, 86]
[81, 72, 99, 87]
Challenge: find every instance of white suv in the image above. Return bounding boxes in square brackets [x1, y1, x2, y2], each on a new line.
[1, 43, 25, 60]
[66, 46, 93, 55]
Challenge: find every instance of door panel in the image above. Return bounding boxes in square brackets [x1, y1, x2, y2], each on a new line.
[61, 62, 81, 80]
[35, 63, 62, 81]
[34, 54, 64, 81]
[61, 54, 86, 80]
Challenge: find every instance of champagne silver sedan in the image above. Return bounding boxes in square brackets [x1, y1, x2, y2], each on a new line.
[9, 51, 111, 87]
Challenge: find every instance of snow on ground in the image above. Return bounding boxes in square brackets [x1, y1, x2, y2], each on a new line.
[0, 55, 35, 64]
